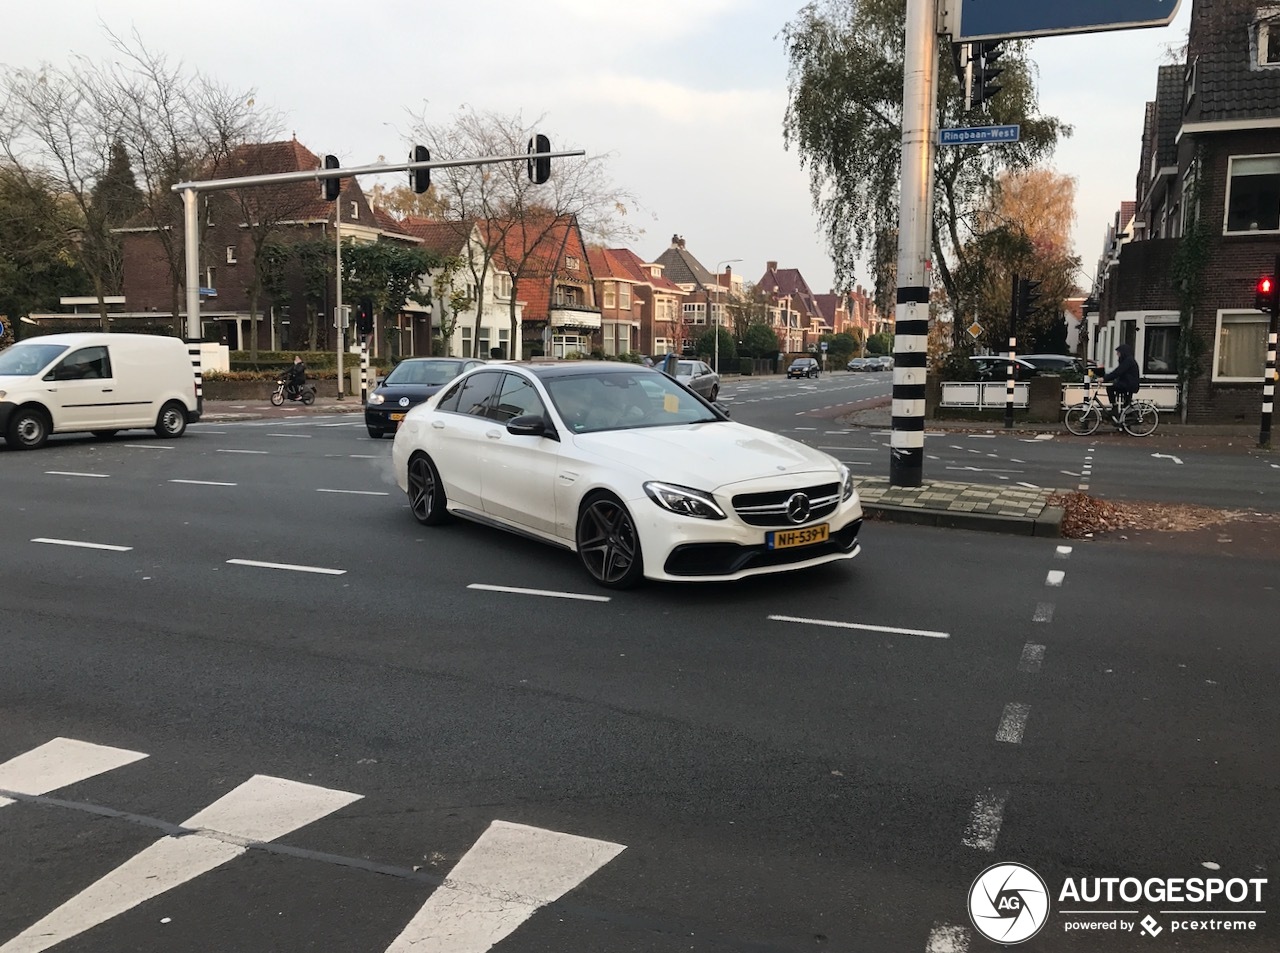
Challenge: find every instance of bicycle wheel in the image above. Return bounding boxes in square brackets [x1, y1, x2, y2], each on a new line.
[1064, 403, 1101, 436]
[1123, 402, 1158, 437]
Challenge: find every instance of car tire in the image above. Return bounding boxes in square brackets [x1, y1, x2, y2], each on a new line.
[407, 453, 449, 525]
[154, 401, 188, 438]
[368, 428, 385, 439]
[91, 430, 119, 439]
[6, 406, 50, 450]
[709, 385, 719, 401]
[576, 492, 644, 590]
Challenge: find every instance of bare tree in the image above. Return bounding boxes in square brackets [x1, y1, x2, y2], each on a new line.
[408, 106, 639, 356]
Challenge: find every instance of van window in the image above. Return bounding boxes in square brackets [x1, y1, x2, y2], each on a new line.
[47, 346, 112, 381]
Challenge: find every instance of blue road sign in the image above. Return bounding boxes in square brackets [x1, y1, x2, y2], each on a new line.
[958, 0, 1182, 40]
[940, 124, 1021, 146]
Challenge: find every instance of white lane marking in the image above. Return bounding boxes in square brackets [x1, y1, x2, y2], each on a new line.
[44, 471, 108, 479]
[217, 449, 269, 455]
[794, 426, 818, 430]
[926, 923, 971, 952]
[316, 488, 390, 496]
[349, 454, 378, 459]
[1018, 643, 1046, 674]
[1151, 452, 1184, 465]
[382, 820, 625, 953]
[467, 584, 611, 603]
[768, 614, 949, 639]
[0, 738, 147, 809]
[1045, 570, 1065, 587]
[0, 775, 361, 953]
[1056, 545, 1073, 557]
[189, 429, 227, 434]
[226, 559, 346, 576]
[946, 466, 1024, 474]
[123, 444, 173, 450]
[31, 538, 132, 553]
[995, 703, 1031, 744]
[170, 479, 238, 487]
[1016, 482, 1040, 489]
[961, 790, 1008, 851]
[817, 446, 878, 453]
[1033, 602, 1055, 623]
[967, 434, 995, 439]
[266, 432, 313, 438]
[1034, 433, 1054, 441]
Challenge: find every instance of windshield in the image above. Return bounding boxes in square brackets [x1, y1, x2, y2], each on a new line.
[545, 369, 723, 434]
[384, 360, 465, 386]
[675, 361, 698, 376]
[0, 343, 70, 376]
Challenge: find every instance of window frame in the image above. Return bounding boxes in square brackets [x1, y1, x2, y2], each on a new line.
[1213, 309, 1271, 382]
[1222, 153, 1280, 235]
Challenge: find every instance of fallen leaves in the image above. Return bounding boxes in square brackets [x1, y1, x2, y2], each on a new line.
[1048, 491, 1276, 539]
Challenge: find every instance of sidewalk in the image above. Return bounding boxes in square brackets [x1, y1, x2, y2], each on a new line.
[199, 397, 365, 421]
[854, 478, 1064, 538]
[841, 404, 1258, 438]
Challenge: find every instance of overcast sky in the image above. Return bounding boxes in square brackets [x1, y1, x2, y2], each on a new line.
[5, 0, 1191, 298]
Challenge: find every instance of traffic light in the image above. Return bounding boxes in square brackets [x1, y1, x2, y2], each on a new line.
[967, 40, 1005, 111]
[356, 298, 374, 336]
[409, 145, 430, 194]
[527, 133, 551, 185]
[322, 154, 341, 202]
[1255, 275, 1278, 315]
[1016, 277, 1042, 322]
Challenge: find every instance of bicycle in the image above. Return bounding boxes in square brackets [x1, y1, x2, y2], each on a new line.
[1063, 379, 1158, 437]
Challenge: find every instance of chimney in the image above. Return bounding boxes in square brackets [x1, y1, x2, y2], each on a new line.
[766, 260, 777, 271]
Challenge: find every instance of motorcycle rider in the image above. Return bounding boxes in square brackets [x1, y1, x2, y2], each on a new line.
[285, 355, 307, 400]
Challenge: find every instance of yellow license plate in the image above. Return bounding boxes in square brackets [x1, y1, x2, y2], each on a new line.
[767, 524, 830, 550]
[390, 412, 406, 421]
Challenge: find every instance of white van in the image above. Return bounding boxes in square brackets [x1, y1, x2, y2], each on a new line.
[0, 333, 200, 450]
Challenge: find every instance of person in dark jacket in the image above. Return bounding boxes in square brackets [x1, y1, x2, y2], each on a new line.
[1100, 343, 1140, 420]
[286, 355, 307, 399]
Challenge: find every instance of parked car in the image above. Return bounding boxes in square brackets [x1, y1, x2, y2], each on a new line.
[968, 355, 1040, 381]
[1020, 353, 1084, 374]
[0, 332, 199, 450]
[875, 355, 894, 371]
[787, 357, 821, 379]
[365, 357, 485, 438]
[865, 355, 888, 371]
[846, 357, 873, 372]
[666, 359, 721, 400]
[392, 362, 864, 588]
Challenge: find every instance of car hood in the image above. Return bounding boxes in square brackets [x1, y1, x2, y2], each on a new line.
[374, 382, 447, 401]
[572, 421, 839, 491]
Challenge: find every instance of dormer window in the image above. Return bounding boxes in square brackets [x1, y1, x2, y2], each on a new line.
[1255, 9, 1280, 67]
[1184, 57, 1198, 106]
[566, 255, 580, 271]
[350, 202, 359, 220]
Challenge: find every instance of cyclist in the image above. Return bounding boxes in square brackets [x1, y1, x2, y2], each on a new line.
[1098, 343, 1139, 424]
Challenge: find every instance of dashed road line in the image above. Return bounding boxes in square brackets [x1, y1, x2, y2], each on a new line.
[170, 479, 238, 487]
[995, 702, 1030, 744]
[925, 923, 970, 952]
[1056, 545, 1073, 557]
[1045, 570, 1065, 587]
[31, 538, 132, 552]
[226, 559, 346, 576]
[768, 615, 950, 639]
[123, 444, 174, 451]
[44, 471, 108, 478]
[217, 449, 269, 455]
[1018, 643, 1046, 674]
[468, 584, 611, 603]
[316, 488, 390, 496]
[961, 790, 1008, 851]
[1033, 602, 1055, 623]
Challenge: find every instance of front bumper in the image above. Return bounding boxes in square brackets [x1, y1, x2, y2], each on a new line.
[0, 401, 14, 433]
[365, 404, 419, 432]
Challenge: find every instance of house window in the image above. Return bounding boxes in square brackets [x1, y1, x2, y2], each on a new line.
[551, 334, 585, 358]
[565, 255, 580, 271]
[1215, 311, 1269, 381]
[350, 202, 359, 220]
[1224, 155, 1280, 233]
[618, 283, 630, 309]
[684, 302, 706, 325]
[226, 245, 237, 265]
[493, 273, 512, 300]
[204, 266, 216, 290]
[1257, 13, 1280, 66]
[461, 326, 473, 358]
[1143, 321, 1180, 376]
[555, 286, 580, 307]
[654, 336, 669, 355]
[1185, 57, 1197, 106]
[603, 284, 616, 309]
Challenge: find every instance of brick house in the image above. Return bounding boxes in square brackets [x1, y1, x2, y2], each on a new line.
[756, 261, 827, 353]
[116, 138, 416, 352]
[586, 247, 688, 357]
[1091, 0, 1280, 421]
[651, 235, 724, 355]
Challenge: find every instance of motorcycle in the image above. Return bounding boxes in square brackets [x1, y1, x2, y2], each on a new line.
[270, 377, 316, 406]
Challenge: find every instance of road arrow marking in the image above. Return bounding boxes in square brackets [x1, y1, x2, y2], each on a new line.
[0, 775, 361, 953]
[1151, 453, 1184, 464]
[382, 820, 625, 953]
[0, 739, 147, 809]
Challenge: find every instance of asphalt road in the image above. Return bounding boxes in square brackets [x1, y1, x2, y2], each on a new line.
[0, 389, 1276, 951]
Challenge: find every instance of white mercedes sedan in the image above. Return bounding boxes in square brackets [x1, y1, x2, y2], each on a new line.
[391, 361, 863, 589]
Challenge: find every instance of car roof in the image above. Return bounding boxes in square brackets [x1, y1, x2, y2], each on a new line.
[479, 360, 664, 381]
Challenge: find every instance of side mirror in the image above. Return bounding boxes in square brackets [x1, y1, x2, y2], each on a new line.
[713, 401, 731, 418]
[507, 414, 552, 438]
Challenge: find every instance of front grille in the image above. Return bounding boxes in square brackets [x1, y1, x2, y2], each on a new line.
[731, 481, 841, 527]
[664, 518, 862, 576]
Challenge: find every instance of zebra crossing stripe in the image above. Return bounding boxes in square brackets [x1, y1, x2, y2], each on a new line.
[382, 820, 625, 953]
[0, 774, 361, 953]
[0, 738, 147, 808]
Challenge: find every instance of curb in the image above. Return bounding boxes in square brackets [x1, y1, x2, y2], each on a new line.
[863, 502, 1063, 538]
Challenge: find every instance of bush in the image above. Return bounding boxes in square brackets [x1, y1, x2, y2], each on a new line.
[738, 358, 754, 375]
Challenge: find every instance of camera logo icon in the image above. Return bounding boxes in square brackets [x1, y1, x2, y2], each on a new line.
[968, 862, 1050, 944]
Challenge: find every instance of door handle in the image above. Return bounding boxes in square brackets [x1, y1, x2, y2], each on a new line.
[101, 388, 113, 393]
[485, 430, 502, 440]
[431, 420, 445, 429]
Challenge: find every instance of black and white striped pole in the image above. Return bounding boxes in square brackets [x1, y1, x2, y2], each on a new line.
[360, 336, 369, 404]
[180, 188, 204, 416]
[1005, 274, 1019, 429]
[889, 0, 938, 487]
[1256, 257, 1280, 448]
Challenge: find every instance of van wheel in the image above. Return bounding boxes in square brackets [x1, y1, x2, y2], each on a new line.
[6, 407, 50, 450]
[91, 430, 119, 439]
[155, 401, 188, 438]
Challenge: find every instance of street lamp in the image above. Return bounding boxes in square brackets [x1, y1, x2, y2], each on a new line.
[424, 298, 434, 356]
[712, 258, 741, 374]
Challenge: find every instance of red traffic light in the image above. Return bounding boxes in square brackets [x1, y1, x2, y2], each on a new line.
[1256, 275, 1278, 313]
[1259, 276, 1274, 295]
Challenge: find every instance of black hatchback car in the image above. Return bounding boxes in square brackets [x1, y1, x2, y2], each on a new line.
[365, 357, 484, 438]
[787, 357, 821, 379]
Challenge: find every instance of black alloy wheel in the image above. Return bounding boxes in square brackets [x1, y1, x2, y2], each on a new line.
[576, 493, 644, 589]
[407, 453, 449, 525]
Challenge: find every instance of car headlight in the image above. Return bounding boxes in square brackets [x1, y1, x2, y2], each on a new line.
[368, 393, 385, 405]
[839, 463, 855, 502]
[643, 482, 726, 520]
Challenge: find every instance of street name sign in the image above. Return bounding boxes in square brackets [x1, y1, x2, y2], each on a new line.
[955, 0, 1183, 41]
[940, 124, 1020, 145]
